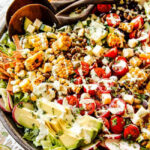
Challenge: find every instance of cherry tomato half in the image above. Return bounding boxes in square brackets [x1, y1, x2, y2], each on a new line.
[129, 30, 137, 39]
[66, 96, 79, 107]
[74, 77, 83, 85]
[97, 4, 111, 13]
[102, 66, 112, 78]
[109, 98, 126, 115]
[81, 61, 90, 76]
[79, 103, 96, 115]
[57, 99, 63, 105]
[96, 105, 110, 118]
[106, 13, 121, 27]
[131, 15, 144, 30]
[112, 56, 128, 76]
[105, 47, 118, 58]
[94, 68, 105, 78]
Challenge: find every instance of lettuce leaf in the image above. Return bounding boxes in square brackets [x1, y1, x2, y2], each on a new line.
[14, 92, 30, 104]
[23, 127, 39, 141]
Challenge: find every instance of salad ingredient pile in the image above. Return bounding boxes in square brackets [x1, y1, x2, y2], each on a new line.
[0, 0, 150, 150]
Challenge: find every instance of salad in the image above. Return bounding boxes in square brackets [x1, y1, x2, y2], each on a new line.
[0, 0, 150, 150]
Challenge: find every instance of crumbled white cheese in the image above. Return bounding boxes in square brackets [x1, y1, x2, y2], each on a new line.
[128, 39, 138, 48]
[92, 45, 104, 57]
[123, 48, 134, 58]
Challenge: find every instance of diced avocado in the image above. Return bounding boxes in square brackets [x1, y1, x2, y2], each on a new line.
[77, 115, 103, 140]
[24, 17, 33, 32]
[77, 115, 103, 131]
[33, 19, 42, 30]
[58, 118, 97, 145]
[59, 131, 84, 150]
[80, 128, 97, 145]
[40, 24, 53, 32]
[50, 119, 62, 133]
[38, 100, 74, 122]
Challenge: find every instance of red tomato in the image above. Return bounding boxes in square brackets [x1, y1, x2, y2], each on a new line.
[81, 61, 90, 76]
[74, 77, 83, 85]
[101, 117, 110, 129]
[57, 99, 63, 105]
[110, 116, 125, 134]
[129, 30, 137, 39]
[96, 105, 110, 118]
[124, 124, 140, 140]
[109, 98, 126, 115]
[98, 82, 111, 94]
[91, 62, 98, 70]
[105, 47, 118, 58]
[95, 100, 101, 108]
[131, 15, 144, 30]
[83, 84, 98, 96]
[86, 103, 96, 115]
[140, 30, 150, 44]
[94, 68, 105, 78]
[112, 56, 128, 76]
[97, 4, 111, 13]
[116, 56, 127, 62]
[102, 66, 112, 78]
[106, 13, 121, 27]
[92, 6, 97, 14]
[66, 96, 79, 107]
[79, 103, 96, 115]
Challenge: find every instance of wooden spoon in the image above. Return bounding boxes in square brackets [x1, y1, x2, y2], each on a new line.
[6, 0, 76, 26]
[9, 0, 118, 38]
[8, 4, 59, 38]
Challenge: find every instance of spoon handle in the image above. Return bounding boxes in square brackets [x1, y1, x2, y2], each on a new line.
[56, 0, 119, 26]
[50, 0, 76, 12]
[56, 4, 94, 26]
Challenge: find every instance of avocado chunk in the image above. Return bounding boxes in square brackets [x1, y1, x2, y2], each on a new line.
[46, 120, 82, 150]
[40, 24, 53, 32]
[76, 115, 103, 140]
[77, 115, 103, 131]
[59, 131, 84, 150]
[38, 100, 74, 122]
[24, 17, 33, 32]
[50, 119, 63, 133]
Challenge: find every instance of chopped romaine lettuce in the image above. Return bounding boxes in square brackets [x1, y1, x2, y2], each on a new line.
[0, 32, 16, 56]
[23, 127, 39, 141]
[14, 92, 30, 103]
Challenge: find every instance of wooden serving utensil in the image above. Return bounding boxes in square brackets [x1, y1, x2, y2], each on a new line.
[8, 0, 119, 39]
[6, 0, 76, 26]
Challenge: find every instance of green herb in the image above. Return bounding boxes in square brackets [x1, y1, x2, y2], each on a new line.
[112, 118, 117, 126]
[23, 127, 39, 141]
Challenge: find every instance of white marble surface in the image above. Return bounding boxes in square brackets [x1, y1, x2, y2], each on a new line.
[0, 1, 24, 149]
